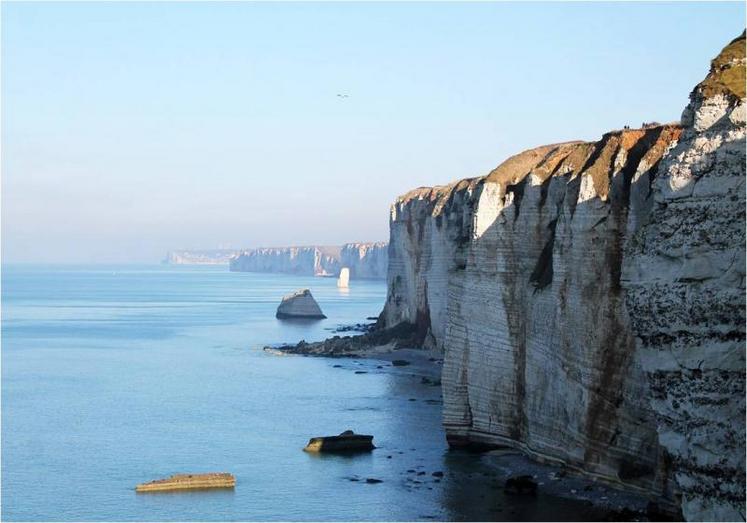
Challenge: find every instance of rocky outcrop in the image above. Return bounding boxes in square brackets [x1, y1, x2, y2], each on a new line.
[229, 243, 388, 279]
[163, 249, 238, 265]
[276, 289, 326, 319]
[380, 33, 745, 520]
[622, 32, 746, 521]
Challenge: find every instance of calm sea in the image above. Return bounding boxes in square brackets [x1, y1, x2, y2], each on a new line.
[2, 264, 608, 521]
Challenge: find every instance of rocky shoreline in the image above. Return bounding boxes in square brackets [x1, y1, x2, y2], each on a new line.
[264, 321, 427, 358]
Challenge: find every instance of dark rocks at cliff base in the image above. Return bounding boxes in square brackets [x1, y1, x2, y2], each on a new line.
[264, 321, 423, 357]
[392, 359, 411, 367]
[334, 322, 377, 334]
[365, 478, 383, 484]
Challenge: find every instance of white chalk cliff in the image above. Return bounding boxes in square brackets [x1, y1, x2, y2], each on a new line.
[230, 246, 342, 276]
[380, 33, 745, 521]
[230, 243, 387, 279]
[622, 32, 746, 521]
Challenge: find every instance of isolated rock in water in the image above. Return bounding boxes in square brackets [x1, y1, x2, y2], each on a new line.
[337, 267, 350, 288]
[276, 289, 326, 319]
[303, 430, 375, 452]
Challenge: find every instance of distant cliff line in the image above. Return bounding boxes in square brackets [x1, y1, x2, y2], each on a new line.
[230, 242, 388, 279]
[163, 249, 238, 265]
[165, 243, 388, 279]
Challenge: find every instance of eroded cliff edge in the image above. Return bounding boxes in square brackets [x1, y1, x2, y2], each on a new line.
[381, 33, 745, 520]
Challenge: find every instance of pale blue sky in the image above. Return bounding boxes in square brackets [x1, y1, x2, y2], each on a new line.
[2, 2, 744, 263]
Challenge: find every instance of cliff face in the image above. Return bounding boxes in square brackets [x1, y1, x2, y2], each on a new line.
[229, 243, 388, 279]
[383, 128, 683, 501]
[381, 33, 745, 520]
[622, 32, 746, 521]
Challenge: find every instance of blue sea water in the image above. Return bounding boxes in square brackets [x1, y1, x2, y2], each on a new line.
[2, 264, 607, 521]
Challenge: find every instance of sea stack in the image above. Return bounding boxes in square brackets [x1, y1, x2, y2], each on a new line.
[276, 289, 326, 319]
[337, 267, 350, 288]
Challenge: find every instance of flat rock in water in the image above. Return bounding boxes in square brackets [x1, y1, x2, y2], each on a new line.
[276, 289, 326, 319]
[135, 473, 235, 492]
[303, 430, 375, 453]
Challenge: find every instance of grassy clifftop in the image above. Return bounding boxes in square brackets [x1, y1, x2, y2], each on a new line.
[698, 30, 746, 100]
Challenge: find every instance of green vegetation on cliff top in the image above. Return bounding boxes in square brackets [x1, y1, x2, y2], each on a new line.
[699, 30, 746, 100]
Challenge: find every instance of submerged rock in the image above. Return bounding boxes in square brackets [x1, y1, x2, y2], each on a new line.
[276, 289, 326, 319]
[504, 475, 538, 495]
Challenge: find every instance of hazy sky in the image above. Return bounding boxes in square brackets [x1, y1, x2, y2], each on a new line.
[2, 2, 744, 263]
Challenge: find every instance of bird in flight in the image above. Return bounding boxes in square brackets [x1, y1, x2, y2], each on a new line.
[336, 93, 349, 98]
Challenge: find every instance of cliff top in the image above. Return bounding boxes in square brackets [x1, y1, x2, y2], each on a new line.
[696, 30, 746, 100]
[395, 177, 482, 204]
[485, 141, 585, 185]
[395, 124, 682, 209]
